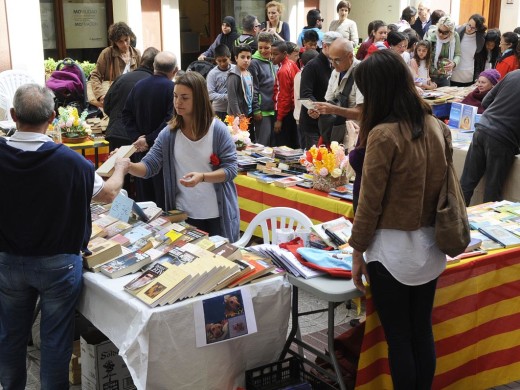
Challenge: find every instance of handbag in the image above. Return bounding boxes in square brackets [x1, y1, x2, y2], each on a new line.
[435, 124, 471, 257]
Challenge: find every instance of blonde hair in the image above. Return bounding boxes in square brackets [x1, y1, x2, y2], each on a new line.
[437, 15, 455, 33]
[266, 1, 284, 14]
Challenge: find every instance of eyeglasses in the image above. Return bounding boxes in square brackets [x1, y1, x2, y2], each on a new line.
[438, 29, 451, 35]
[318, 18, 324, 22]
[466, 25, 477, 31]
[254, 24, 262, 28]
[330, 56, 347, 65]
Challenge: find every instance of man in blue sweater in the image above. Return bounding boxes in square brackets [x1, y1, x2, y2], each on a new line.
[122, 51, 177, 208]
[0, 84, 128, 390]
[461, 70, 520, 204]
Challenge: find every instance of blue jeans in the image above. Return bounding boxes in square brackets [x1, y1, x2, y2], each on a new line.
[368, 261, 438, 390]
[0, 253, 83, 390]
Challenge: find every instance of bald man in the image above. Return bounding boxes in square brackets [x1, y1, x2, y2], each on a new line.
[122, 51, 178, 208]
[314, 38, 363, 143]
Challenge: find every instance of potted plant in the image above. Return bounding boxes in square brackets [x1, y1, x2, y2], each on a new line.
[49, 106, 92, 144]
[300, 142, 349, 192]
[223, 115, 251, 150]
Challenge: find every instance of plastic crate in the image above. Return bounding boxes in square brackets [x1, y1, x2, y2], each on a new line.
[245, 357, 335, 390]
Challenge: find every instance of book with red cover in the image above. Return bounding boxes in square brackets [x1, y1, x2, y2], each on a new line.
[228, 258, 274, 287]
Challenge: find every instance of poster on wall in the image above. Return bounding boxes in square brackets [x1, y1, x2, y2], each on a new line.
[63, 2, 107, 49]
[40, 3, 57, 50]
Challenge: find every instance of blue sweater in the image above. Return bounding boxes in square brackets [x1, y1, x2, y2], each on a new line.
[141, 119, 240, 242]
[0, 140, 94, 255]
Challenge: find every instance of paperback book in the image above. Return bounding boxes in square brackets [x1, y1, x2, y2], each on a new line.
[100, 251, 152, 278]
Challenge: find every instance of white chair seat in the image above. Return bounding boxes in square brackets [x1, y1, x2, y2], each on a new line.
[0, 70, 36, 121]
[233, 207, 313, 247]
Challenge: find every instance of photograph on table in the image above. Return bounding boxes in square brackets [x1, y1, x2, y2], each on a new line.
[194, 288, 257, 347]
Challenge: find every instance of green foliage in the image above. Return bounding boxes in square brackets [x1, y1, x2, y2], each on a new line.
[43, 58, 96, 79]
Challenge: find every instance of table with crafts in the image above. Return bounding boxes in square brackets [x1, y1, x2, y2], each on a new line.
[235, 175, 354, 232]
[66, 138, 109, 168]
[355, 246, 520, 389]
[78, 271, 291, 390]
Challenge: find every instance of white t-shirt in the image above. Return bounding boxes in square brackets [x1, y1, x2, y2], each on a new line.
[7, 131, 104, 197]
[365, 227, 446, 286]
[174, 125, 219, 220]
[451, 32, 477, 83]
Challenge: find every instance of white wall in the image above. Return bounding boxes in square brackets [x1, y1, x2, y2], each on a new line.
[499, 0, 520, 32]
[5, 0, 45, 84]
[161, 0, 181, 68]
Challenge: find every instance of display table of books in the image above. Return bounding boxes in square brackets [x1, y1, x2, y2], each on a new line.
[356, 202, 520, 389]
[78, 272, 291, 389]
[235, 175, 354, 233]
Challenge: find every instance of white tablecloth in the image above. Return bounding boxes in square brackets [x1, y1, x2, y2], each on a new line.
[78, 272, 291, 390]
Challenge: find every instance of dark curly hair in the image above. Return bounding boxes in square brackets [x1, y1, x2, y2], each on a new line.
[108, 22, 134, 47]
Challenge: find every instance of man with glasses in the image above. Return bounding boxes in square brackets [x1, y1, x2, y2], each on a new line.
[233, 15, 260, 54]
[314, 38, 363, 144]
[297, 9, 325, 49]
[298, 31, 341, 149]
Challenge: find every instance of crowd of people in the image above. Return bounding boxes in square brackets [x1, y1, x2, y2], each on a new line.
[2, 2, 520, 390]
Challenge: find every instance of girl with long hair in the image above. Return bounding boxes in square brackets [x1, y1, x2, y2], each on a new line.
[409, 40, 437, 89]
[349, 49, 451, 389]
[128, 72, 240, 241]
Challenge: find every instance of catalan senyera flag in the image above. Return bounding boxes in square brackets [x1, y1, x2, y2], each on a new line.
[356, 247, 520, 389]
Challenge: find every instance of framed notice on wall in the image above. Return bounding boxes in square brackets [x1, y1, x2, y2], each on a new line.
[63, 2, 107, 49]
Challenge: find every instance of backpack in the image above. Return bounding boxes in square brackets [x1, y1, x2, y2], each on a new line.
[186, 60, 216, 79]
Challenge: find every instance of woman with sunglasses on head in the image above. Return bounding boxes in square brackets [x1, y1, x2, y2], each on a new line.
[451, 14, 487, 87]
[426, 15, 461, 87]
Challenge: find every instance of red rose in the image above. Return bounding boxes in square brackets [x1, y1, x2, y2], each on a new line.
[210, 153, 220, 167]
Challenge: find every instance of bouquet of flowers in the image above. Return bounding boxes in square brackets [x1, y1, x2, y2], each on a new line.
[49, 106, 91, 141]
[300, 142, 349, 192]
[224, 115, 251, 150]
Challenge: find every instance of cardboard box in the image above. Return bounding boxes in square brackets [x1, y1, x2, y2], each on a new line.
[81, 329, 136, 390]
[70, 339, 81, 385]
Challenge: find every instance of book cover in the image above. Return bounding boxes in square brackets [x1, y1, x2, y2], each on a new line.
[228, 258, 274, 287]
[213, 259, 254, 291]
[100, 252, 152, 279]
[273, 176, 304, 188]
[142, 206, 164, 221]
[110, 233, 131, 247]
[83, 237, 122, 270]
[162, 209, 188, 223]
[93, 214, 119, 229]
[460, 104, 477, 130]
[103, 221, 133, 239]
[183, 228, 209, 243]
[123, 262, 169, 295]
[448, 102, 462, 128]
[135, 263, 190, 307]
[479, 226, 520, 248]
[96, 145, 136, 177]
[211, 242, 241, 261]
[195, 238, 216, 252]
[123, 226, 153, 245]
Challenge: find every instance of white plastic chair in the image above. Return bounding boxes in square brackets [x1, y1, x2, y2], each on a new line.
[0, 70, 36, 121]
[233, 207, 313, 247]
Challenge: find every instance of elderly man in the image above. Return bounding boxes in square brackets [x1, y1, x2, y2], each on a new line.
[299, 31, 342, 149]
[122, 51, 177, 208]
[0, 84, 128, 390]
[314, 38, 364, 144]
[412, 2, 431, 39]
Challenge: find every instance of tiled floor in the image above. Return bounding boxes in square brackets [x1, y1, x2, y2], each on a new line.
[9, 288, 520, 389]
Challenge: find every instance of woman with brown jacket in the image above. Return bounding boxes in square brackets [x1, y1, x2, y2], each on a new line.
[89, 22, 141, 107]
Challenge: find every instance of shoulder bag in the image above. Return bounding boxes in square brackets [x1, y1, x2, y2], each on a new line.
[435, 121, 471, 257]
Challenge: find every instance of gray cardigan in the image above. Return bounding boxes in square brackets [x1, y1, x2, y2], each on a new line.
[141, 119, 240, 242]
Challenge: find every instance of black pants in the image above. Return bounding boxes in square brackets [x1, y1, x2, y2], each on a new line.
[460, 129, 517, 205]
[186, 217, 221, 237]
[273, 114, 299, 148]
[368, 261, 438, 390]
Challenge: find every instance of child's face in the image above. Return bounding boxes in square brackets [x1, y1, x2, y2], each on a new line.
[485, 41, 496, 51]
[373, 26, 388, 42]
[221, 23, 231, 35]
[258, 41, 272, 60]
[235, 51, 252, 71]
[271, 47, 286, 65]
[288, 50, 300, 63]
[416, 45, 428, 59]
[215, 56, 231, 70]
[303, 40, 318, 51]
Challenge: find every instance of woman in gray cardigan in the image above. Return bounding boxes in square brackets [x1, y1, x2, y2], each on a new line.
[128, 72, 240, 242]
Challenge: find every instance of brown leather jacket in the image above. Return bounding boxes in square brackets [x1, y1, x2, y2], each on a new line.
[90, 46, 141, 101]
[348, 115, 451, 252]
